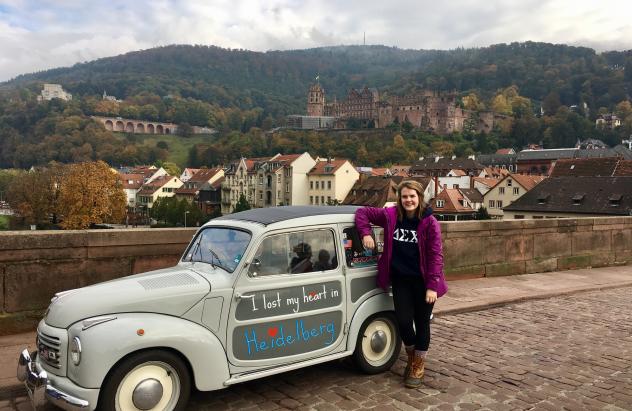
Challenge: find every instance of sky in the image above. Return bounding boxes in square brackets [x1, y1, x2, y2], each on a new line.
[1, 0, 632, 82]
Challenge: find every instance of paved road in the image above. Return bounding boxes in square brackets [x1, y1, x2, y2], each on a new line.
[3, 287, 631, 410]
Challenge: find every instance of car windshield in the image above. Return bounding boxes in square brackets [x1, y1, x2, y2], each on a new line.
[184, 227, 251, 273]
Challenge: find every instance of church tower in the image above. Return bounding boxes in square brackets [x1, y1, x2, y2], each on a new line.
[307, 84, 325, 116]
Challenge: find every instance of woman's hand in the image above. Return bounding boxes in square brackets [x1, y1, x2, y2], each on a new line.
[426, 289, 437, 304]
[362, 235, 375, 250]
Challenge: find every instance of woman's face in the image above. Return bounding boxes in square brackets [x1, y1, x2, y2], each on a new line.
[400, 187, 420, 215]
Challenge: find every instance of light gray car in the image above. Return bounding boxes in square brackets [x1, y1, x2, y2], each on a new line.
[17, 206, 401, 411]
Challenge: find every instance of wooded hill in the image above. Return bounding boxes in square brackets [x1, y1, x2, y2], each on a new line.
[1, 42, 632, 170]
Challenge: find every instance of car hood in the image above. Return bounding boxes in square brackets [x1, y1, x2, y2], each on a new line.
[45, 267, 210, 328]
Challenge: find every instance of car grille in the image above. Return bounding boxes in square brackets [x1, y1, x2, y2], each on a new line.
[38, 329, 61, 368]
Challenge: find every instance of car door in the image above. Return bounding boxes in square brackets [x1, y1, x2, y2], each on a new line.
[338, 224, 387, 319]
[226, 225, 347, 372]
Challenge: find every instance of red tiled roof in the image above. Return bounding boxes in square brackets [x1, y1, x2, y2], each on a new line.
[275, 154, 302, 162]
[449, 169, 467, 176]
[119, 173, 144, 189]
[188, 168, 222, 183]
[308, 159, 350, 175]
[472, 177, 499, 188]
[137, 175, 175, 195]
[432, 188, 475, 213]
[496, 148, 514, 155]
[371, 168, 389, 176]
[613, 160, 632, 176]
[510, 173, 546, 191]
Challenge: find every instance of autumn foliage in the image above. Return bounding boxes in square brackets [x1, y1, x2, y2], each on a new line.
[8, 161, 127, 229]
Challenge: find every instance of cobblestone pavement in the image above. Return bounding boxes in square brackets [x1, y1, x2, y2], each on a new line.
[3, 287, 631, 411]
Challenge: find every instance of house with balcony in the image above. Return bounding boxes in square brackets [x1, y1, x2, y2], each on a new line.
[221, 156, 272, 214]
[307, 158, 359, 205]
[483, 174, 546, 219]
[253, 153, 316, 208]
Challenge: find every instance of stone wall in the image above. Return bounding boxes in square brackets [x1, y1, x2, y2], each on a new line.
[2, 217, 631, 334]
[0, 228, 196, 334]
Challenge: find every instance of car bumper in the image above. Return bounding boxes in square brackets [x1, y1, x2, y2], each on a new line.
[17, 349, 91, 411]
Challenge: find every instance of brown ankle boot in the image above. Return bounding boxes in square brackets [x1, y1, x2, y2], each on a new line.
[404, 354, 425, 388]
[403, 347, 414, 380]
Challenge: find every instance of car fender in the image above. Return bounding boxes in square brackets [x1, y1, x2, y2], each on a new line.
[346, 293, 395, 351]
[67, 313, 229, 391]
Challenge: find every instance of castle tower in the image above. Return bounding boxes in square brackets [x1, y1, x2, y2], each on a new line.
[307, 84, 325, 116]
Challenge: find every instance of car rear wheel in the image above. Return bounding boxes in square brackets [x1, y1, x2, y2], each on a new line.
[353, 312, 401, 374]
[100, 350, 191, 411]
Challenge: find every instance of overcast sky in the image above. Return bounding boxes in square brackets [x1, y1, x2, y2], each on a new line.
[1, 0, 632, 82]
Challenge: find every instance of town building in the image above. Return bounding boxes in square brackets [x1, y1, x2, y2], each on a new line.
[483, 174, 546, 219]
[431, 187, 477, 221]
[196, 178, 224, 216]
[175, 168, 224, 203]
[221, 156, 272, 214]
[286, 115, 335, 130]
[38, 84, 72, 101]
[342, 176, 433, 208]
[136, 175, 183, 209]
[503, 176, 632, 219]
[595, 114, 621, 129]
[476, 153, 518, 172]
[119, 173, 145, 207]
[302, 84, 502, 135]
[179, 168, 201, 182]
[307, 158, 359, 205]
[253, 153, 316, 208]
[410, 157, 484, 177]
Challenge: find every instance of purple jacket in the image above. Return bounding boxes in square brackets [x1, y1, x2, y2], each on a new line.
[355, 206, 448, 297]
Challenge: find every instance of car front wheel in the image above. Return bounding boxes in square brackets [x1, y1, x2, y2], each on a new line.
[100, 350, 191, 411]
[353, 312, 401, 374]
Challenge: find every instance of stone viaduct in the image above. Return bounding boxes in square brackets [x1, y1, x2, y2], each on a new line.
[1, 217, 632, 335]
[92, 116, 178, 135]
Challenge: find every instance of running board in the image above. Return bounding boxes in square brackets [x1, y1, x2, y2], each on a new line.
[224, 350, 353, 386]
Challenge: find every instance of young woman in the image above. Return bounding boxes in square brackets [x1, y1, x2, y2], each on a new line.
[355, 180, 447, 388]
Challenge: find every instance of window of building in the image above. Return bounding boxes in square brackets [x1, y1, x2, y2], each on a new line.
[286, 183, 290, 193]
[489, 200, 495, 208]
[310, 181, 314, 189]
[507, 179, 512, 186]
[316, 181, 319, 189]
[513, 187, 519, 195]
[327, 181, 332, 189]
[310, 196, 313, 204]
[436, 199, 445, 208]
[343, 226, 384, 268]
[514, 215, 525, 219]
[277, 175, 281, 183]
[259, 176, 263, 185]
[327, 196, 331, 203]
[497, 200, 503, 208]
[321, 196, 325, 204]
[315, 196, 319, 204]
[259, 192, 263, 200]
[499, 187, 505, 195]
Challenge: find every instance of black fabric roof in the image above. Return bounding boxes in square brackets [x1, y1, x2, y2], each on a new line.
[504, 176, 632, 215]
[215, 205, 361, 225]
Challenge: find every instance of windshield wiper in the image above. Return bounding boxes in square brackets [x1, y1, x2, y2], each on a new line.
[188, 240, 202, 262]
[208, 248, 223, 270]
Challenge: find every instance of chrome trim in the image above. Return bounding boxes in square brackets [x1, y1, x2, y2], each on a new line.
[17, 348, 90, 410]
[81, 315, 117, 330]
[37, 329, 62, 369]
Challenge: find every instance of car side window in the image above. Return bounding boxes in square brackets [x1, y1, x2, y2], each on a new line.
[249, 229, 337, 277]
[343, 226, 384, 268]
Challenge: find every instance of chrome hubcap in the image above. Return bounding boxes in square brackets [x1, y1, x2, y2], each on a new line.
[132, 378, 163, 410]
[370, 329, 387, 353]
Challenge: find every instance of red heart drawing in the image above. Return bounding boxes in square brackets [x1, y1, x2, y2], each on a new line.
[267, 327, 278, 337]
[309, 291, 316, 297]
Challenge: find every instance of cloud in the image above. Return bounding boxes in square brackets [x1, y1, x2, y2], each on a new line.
[1, 0, 631, 82]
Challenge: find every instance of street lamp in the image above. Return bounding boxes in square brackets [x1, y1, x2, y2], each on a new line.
[184, 210, 190, 227]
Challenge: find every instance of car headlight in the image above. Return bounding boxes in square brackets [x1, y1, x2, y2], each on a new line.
[70, 337, 82, 365]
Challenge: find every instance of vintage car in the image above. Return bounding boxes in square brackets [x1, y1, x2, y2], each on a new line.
[17, 206, 401, 411]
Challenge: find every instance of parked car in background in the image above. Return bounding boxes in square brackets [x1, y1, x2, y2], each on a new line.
[18, 206, 400, 411]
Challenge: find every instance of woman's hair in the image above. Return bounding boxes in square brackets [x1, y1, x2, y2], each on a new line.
[396, 180, 427, 221]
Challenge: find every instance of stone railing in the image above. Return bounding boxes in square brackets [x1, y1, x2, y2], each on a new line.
[1, 217, 631, 334]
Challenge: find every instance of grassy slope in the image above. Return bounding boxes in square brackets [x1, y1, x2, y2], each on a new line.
[114, 133, 218, 167]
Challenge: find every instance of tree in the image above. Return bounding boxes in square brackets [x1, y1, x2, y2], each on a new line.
[475, 206, 491, 220]
[233, 194, 250, 213]
[7, 167, 58, 227]
[56, 161, 127, 229]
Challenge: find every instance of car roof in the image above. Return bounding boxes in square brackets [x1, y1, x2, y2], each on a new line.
[215, 205, 361, 226]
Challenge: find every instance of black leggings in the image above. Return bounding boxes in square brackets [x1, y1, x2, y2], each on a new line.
[391, 275, 434, 351]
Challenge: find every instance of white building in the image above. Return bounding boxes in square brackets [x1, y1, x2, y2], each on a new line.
[38, 84, 72, 101]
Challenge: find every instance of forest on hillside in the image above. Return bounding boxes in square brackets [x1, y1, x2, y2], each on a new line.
[1, 42, 632, 170]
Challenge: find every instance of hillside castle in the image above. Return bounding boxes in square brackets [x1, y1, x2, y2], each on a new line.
[301, 83, 503, 135]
